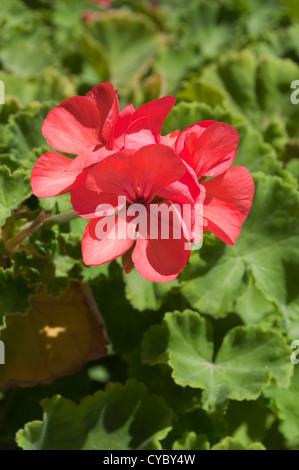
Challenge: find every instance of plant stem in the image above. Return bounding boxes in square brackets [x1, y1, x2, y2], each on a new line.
[5, 209, 79, 253]
[5, 209, 46, 253]
[43, 209, 78, 227]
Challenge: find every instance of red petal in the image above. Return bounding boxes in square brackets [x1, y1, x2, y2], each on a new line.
[88, 145, 186, 204]
[202, 166, 254, 222]
[42, 96, 101, 155]
[66, 103, 134, 172]
[71, 172, 124, 219]
[86, 82, 120, 143]
[86, 149, 137, 202]
[31, 152, 80, 197]
[173, 188, 206, 245]
[193, 122, 239, 177]
[125, 96, 176, 149]
[132, 236, 190, 282]
[158, 162, 201, 204]
[132, 144, 186, 203]
[66, 144, 113, 172]
[203, 198, 242, 245]
[132, 96, 175, 137]
[132, 206, 190, 282]
[159, 129, 180, 149]
[125, 117, 156, 149]
[176, 121, 217, 158]
[82, 215, 136, 266]
[112, 103, 135, 150]
[122, 245, 135, 274]
[191, 195, 205, 245]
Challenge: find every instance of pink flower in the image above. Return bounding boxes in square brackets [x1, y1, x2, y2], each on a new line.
[31, 83, 176, 198]
[71, 145, 203, 282]
[175, 121, 254, 245]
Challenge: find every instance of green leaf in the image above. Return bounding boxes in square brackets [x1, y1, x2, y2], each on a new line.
[178, 80, 227, 109]
[86, 10, 163, 93]
[4, 102, 54, 169]
[142, 310, 293, 411]
[164, 101, 237, 133]
[281, 0, 299, 19]
[82, 263, 110, 282]
[16, 379, 173, 450]
[226, 399, 274, 445]
[0, 98, 20, 124]
[125, 349, 202, 417]
[0, 366, 94, 451]
[0, 69, 76, 107]
[235, 280, 280, 328]
[80, 30, 109, 83]
[181, 2, 234, 59]
[172, 432, 210, 450]
[286, 158, 299, 180]
[154, 48, 199, 95]
[0, 0, 28, 17]
[212, 436, 265, 450]
[12, 228, 83, 297]
[124, 269, 179, 312]
[233, 122, 281, 175]
[0, 27, 58, 78]
[241, 0, 283, 38]
[172, 432, 266, 450]
[264, 366, 299, 441]
[181, 239, 248, 318]
[181, 173, 299, 322]
[0, 268, 35, 330]
[158, 0, 240, 60]
[52, 0, 100, 40]
[0, 166, 31, 227]
[195, 50, 299, 154]
[90, 264, 164, 354]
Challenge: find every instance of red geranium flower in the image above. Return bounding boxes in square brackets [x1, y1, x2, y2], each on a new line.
[71, 144, 203, 282]
[175, 121, 254, 245]
[31, 83, 176, 198]
[30, 82, 255, 282]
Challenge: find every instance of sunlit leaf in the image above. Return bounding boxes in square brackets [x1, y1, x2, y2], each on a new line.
[142, 310, 293, 411]
[0, 282, 108, 391]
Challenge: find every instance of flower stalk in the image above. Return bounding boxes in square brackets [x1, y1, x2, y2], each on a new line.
[5, 209, 78, 253]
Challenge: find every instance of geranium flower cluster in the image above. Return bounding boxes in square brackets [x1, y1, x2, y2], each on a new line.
[31, 83, 254, 282]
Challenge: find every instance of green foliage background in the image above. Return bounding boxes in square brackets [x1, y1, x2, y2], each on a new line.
[0, 0, 299, 450]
